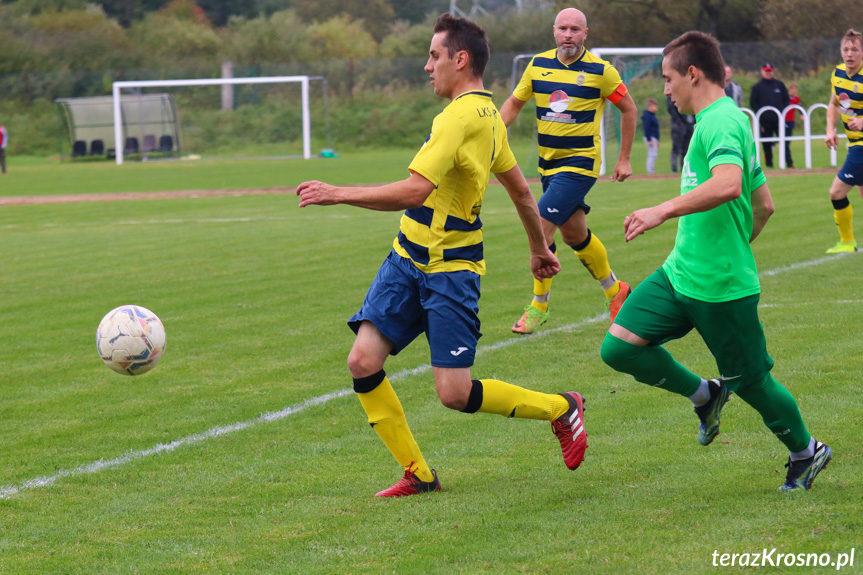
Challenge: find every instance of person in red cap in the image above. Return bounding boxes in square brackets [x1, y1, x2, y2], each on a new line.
[750, 62, 789, 168]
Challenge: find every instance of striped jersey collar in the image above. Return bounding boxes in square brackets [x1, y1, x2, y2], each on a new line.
[556, 47, 587, 68]
[455, 90, 493, 100]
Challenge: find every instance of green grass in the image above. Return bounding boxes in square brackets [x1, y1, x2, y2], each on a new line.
[0, 136, 851, 198]
[0, 157, 860, 574]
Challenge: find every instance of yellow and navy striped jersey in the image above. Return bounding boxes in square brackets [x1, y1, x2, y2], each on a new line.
[395, 90, 517, 275]
[832, 63, 863, 147]
[513, 48, 626, 178]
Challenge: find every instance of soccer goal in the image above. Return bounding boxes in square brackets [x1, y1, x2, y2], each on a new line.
[112, 76, 315, 165]
[510, 48, 664, 175]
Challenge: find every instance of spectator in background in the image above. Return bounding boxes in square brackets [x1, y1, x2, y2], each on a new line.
[724, 65, 743, 106]
[785, 82, 801, 168]
[642, 98, 660, 175]
[750, 62, 789, 168]
[0, 124, 6, 175]
[667, 95, 695, 172]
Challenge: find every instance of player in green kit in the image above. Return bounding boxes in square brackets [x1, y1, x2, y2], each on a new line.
[600, 31, 832, 491]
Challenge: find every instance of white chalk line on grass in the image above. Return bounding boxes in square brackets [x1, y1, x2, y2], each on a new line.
[759, 252, 857, 276]
[0, 252, 852, 499]
[0, 209, 519, 230]
[0, 313, 606, 500]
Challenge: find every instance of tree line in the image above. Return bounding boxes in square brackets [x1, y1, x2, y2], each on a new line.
[0, 0, 859, 79]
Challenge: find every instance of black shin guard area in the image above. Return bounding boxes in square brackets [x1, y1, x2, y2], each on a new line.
[569, 229, 592, 252]
[462, 379, 484, 413]
[353, 370, 386, 393]
[833, 197, 851, 210]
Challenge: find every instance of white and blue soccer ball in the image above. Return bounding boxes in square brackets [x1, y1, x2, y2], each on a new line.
[96, 305, 167, 375]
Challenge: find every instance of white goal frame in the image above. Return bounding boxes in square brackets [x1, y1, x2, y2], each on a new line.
[510, 48, 664, 175]
[112, 76, 312, 165]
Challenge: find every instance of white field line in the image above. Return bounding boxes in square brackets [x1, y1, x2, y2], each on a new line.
[0, 253, 851, 499]
[0, 209, 519, 230]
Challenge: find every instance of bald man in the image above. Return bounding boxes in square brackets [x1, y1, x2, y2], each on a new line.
[503, 8, 637, 335]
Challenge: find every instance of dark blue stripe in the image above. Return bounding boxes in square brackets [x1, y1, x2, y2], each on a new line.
[538, 155, 595, 172]
[443, 243, 483, 263]
[531, 80, 600, 100]
[532, 56, 568, 72]
[535, 107, 596, 123]
[848, 134, 863, 142]
[835, 68, 863, 82]
[404, 206, 433, 227]
[834, 86, 863, 101]
[538, 133, 594, 150]
[532, 57, 605, 76]
[397, 232, 429, 265]
[444, 214, 482, 232]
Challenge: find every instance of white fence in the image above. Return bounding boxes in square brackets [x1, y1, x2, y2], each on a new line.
[741, 103, 842, 170]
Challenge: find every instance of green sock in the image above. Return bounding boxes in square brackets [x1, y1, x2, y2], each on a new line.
[600, 333, 701, 397]
[734, 374, 812, 452]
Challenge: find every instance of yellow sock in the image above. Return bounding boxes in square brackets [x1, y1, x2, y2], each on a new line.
[834, 204, 855, 243]
[477, 379, 569, 421]
[575, 232, 621, 298]
[603, 280, 621, 300]
[356, 376, 434, 482]
[531, 277, 553, 312]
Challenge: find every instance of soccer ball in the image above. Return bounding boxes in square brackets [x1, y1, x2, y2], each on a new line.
[96, 305, 167, 375]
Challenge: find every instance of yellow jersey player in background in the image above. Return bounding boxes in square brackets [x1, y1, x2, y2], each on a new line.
[502, 7, 638, 334]
[297, 14, 593, 498]
[824, 28, 863, 253]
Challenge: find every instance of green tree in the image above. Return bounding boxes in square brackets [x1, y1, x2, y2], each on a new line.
[198, 0, 257, 27]
[758, 0, 858, 41]
[307, 15, 378, 61]
[379, 20, 433, 58]
[225, 10, 313, 64]
[28, 6, 133, 71]
[290, 0, 395, 41]
[392, 0, 447, 24]
[479, 6, 557, 53]
[1, 0, 89, 15]
[128, 0, 224, 68]
[552, 0, 761, 46]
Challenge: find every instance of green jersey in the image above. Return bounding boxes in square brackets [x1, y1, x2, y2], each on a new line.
[661, 96, 767, 303]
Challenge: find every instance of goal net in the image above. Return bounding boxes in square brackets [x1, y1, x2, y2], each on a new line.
[509, 48, 664, 175]
[111, 76, 328, 165]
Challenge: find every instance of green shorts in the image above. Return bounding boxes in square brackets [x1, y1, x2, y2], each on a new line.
[615, 268, 773, 391]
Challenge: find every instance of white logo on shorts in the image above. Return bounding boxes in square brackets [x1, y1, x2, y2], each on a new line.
[450, 347, 469, 356]
[547, 207, 560, 213]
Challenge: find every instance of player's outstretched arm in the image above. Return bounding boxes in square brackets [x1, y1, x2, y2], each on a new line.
[623, 164, 743, 242]
[750, 182, 775, 242]
[297, 172, 435, 211]
[612, 92, 637, 182]
[495, 165, 561, 279]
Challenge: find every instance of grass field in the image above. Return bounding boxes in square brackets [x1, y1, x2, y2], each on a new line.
[0, 153, 860, 574]
[0, 135, 851, 197]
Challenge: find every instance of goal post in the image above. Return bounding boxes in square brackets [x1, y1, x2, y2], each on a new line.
[112, 76, 312, 165]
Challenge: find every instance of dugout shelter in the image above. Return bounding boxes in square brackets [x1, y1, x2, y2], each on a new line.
[56, 94, 181, 160]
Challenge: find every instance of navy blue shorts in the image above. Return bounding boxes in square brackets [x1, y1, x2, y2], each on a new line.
[348, 250, 482, 368]
[538, 172, 597, 226]
[837, 145, 863, 186]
